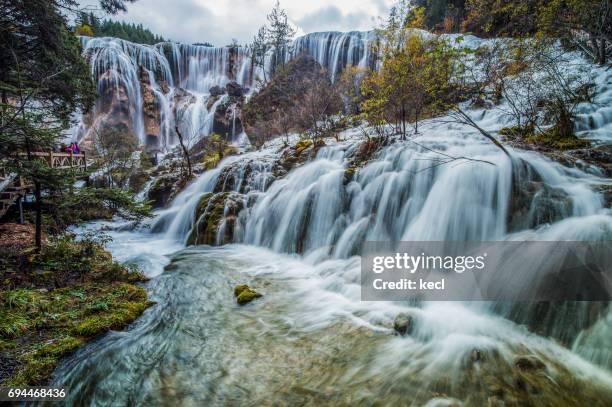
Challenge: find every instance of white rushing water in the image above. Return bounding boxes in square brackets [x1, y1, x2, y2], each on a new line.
[76, 106, 611, 382]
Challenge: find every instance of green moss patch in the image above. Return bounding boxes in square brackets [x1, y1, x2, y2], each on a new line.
[0, 233, 152, 387]
[525, 131, 590, 150]
[500, 125, 590, 151]
[0, 282, 152, 386]
[233, 284, 262, 305]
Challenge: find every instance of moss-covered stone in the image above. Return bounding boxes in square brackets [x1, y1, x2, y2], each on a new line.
[203, 151, 221, 170]
[500, 125, 590, 151]
[234, 284, 249, 297]
[344, 166, 356, 185]
[234, 285, 262, 305]
[294, 138, 313, 155]
[525, 131, 590, 150]
[186, 192, 244, 246]
[273, 138, 326, 177]
[507, 159, 572, 232]
[393, 312, 413, 336]
[147, 174, 180, 208]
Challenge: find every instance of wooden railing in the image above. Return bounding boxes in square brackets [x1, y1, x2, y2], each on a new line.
[1, 151, 88, 218]
[18, 152, 88, 172]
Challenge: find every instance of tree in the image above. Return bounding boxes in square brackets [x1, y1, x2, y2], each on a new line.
[98, 0, 137, 14]
[361, 33, 435, 139]
[266, 1, 296, 68]
[294, 73, 343, 140]
[1, 0, 97, 248]
[539, 0, 611, 65]
[337, 66, 368, 116]
[75, 23, 94, 36]
[250, 26, 270, 82]
[92, 127, 139, 188]
[0, 0, 137, 249]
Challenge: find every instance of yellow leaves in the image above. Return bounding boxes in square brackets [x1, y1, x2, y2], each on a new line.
[75, 24, 93, 37]
[407, 6, 427, 29]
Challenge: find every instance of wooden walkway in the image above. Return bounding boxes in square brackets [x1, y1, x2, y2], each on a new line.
[0, 152, 87, 218]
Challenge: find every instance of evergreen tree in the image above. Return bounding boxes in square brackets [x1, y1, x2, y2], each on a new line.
[1, 0, 97, 248]
[266, 1, 296, 67]
[250, 26, 270, 81]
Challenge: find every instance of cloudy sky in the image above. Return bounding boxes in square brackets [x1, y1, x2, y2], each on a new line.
[81, 0, 394, 45]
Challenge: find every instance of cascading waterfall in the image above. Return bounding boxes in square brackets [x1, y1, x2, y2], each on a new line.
[56, 113, 612, 404]
[288, 31, 375, 82]
[163, 119, 608, 255]
[156, 42, 252, 92]
[76, 31, 378, 150]
[152, 109, 610, 364]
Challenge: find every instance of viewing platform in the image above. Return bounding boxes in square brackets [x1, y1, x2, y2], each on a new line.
[0, 152, 88, 218]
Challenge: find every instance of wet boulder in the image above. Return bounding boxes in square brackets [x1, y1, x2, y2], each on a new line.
[212, 101, 244, 139]
[507, 159, 572, 232]
[272, 138, 325, 177]
[393, 312, 413, 336]
[147, 173, 181, 208]
[226, 81, 244, 98]
[186, 192, 244, 246]
[234, 284, 262, 305]
[209, 85, 225, 97]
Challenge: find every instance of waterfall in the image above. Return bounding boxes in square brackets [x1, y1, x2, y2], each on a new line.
[288, 31, 375, 82]
[54, 33, 612, 402]
[144, 109, 610, 373]
[157, 105, 608, 249]
[77, 31, 379, 151]
[156, 42, 252, 92]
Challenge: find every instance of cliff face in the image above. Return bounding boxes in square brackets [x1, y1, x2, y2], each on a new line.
[78, 71, 135, 153]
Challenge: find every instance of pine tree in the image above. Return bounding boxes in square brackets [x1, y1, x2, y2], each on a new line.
[266, 1, 296, 68]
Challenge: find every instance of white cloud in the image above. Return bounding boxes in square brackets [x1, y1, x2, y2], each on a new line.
[83, 0, 394, 45]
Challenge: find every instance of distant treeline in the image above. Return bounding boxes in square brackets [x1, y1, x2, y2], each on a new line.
[75, 12, 165, 45]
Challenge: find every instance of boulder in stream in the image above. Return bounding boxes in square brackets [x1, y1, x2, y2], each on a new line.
[393, 312, 413, 336]
[234, 284, 262, 305]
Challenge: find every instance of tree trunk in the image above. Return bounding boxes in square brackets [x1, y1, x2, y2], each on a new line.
[600, 38, 607, 65]
[454, 107, 511, 157]
[175, 125, 192, 178]
[34, 181, 42, 250]
[401, 104, 406, 140]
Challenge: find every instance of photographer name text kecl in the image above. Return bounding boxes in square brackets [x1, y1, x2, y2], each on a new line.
[373, 278, 446, 291]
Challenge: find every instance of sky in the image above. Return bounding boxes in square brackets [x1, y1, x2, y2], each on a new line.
[80, 0, 395, 46]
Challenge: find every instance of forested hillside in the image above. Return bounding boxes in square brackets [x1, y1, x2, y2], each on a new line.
[75, 12, 164, 44]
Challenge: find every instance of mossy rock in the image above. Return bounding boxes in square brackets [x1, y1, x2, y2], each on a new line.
[501, 125, 590, 151]
[294, 138, 313, 155]
[203, 151, 221, 170]
[147, 174, 179, 208]
[186, 192, 244, 246]
[234, 284, 250, 297]
[344, 166, 356, 185]
[234, 284, 262, 305]
[526, 131, 590, 150]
